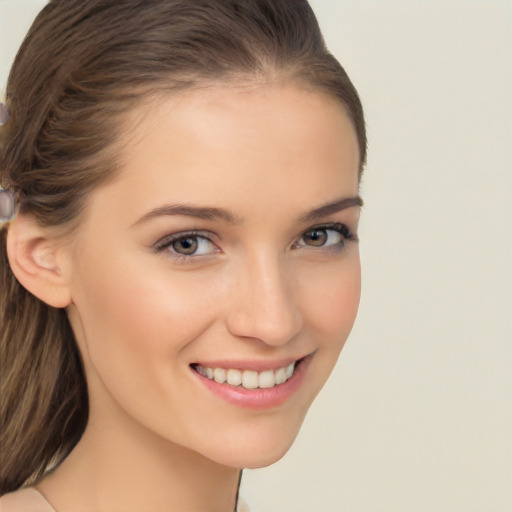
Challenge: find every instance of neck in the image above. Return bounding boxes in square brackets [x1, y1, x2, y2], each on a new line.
[36, 400, 242, 512]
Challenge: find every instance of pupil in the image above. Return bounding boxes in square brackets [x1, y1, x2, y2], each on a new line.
[307, 230, 327, 246]
[173, 237, 198, 254]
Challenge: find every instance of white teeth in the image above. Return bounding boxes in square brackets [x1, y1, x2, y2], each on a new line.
[275, 367, 287, 385]
[213, 368, 226, 384]
[258, 370, 275, 389]
[242, 370, 259, 389]
[227, 368, 242, 386]
[195, 362, 297, 389]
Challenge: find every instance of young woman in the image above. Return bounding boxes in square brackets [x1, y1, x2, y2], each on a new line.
[0, 1, 366, 510]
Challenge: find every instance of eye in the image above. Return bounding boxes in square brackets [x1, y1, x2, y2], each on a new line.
[154, 231, 219, 258]
[294, 223, 354, 249]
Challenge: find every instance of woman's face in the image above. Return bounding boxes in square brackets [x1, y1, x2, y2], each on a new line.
[64, 84, 361, 468]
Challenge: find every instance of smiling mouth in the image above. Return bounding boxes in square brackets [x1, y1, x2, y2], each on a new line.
[191, 359, 305, 390]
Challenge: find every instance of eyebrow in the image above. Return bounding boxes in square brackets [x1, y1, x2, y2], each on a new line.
[133, 195, 363, 226]
[298, 196, 363, 222]
[133, 204, 242, 226]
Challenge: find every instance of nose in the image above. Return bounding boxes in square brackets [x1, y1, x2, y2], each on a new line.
[225, 254, 303, 346]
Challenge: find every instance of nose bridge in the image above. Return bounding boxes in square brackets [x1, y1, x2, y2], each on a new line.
[226, 249, 302, 346]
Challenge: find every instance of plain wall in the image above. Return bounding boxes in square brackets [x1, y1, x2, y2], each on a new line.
[1, 1, 511, 511]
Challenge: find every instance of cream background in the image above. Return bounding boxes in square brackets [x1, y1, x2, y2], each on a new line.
[1, 1, 511, 511]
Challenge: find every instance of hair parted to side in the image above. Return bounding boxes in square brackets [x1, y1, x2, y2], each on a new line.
[0, 0, 366, 494]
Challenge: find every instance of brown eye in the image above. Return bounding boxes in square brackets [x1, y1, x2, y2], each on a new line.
[295, 224, 350, 250]
[303, 229, 328, 247]
[172, 236, 199, 255]
[154, 232, 218, 259]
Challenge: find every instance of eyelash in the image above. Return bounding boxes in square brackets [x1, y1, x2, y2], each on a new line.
[292, 222, 356, 251]
[153, 230, 219, 262]
[153, 223, 357, 262]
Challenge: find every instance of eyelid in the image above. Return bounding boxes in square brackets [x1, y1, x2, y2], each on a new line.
[152, 229, 219, 253]
[302, 222, 356, 240]
[292, 222, 357, 249]
[151, 222, 357, 259]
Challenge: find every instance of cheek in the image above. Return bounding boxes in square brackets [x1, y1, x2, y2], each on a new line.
[68, 253, 228, 437]
[299, 256, 361, 344]
[69, 252, 222, 384]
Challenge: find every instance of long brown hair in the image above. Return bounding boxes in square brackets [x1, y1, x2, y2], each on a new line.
[0, 0, 366, 494]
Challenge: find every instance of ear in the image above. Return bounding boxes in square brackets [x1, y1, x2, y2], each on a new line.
[6, 214, 72, 308]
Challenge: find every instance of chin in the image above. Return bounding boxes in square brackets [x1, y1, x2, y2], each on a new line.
[242, 446, 292, 469]
[213, 440, 296, 470]
[197, 414, 306, 470]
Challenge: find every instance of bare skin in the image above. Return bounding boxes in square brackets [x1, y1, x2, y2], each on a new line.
[10, 84, 361, 512]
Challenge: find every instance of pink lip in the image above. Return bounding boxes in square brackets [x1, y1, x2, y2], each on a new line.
[190, 354, 313, 410]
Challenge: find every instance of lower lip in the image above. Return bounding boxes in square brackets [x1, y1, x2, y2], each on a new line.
[191, 355, 312, 410]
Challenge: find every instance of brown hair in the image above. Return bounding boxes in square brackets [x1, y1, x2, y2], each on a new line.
[0, 0, 366, 494]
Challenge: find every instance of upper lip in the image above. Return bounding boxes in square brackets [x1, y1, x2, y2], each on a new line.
[191, 353, 313, 372]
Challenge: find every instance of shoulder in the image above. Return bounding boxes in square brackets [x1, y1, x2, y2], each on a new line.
[2, 488, 252, 512]
[237, 495, 252, 512]
[0, 488, 55, 512]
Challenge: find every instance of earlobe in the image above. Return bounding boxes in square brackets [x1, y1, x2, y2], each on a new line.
[6, 214, 72, 308]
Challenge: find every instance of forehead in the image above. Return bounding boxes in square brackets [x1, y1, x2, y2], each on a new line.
[92, 84, 360, 223]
